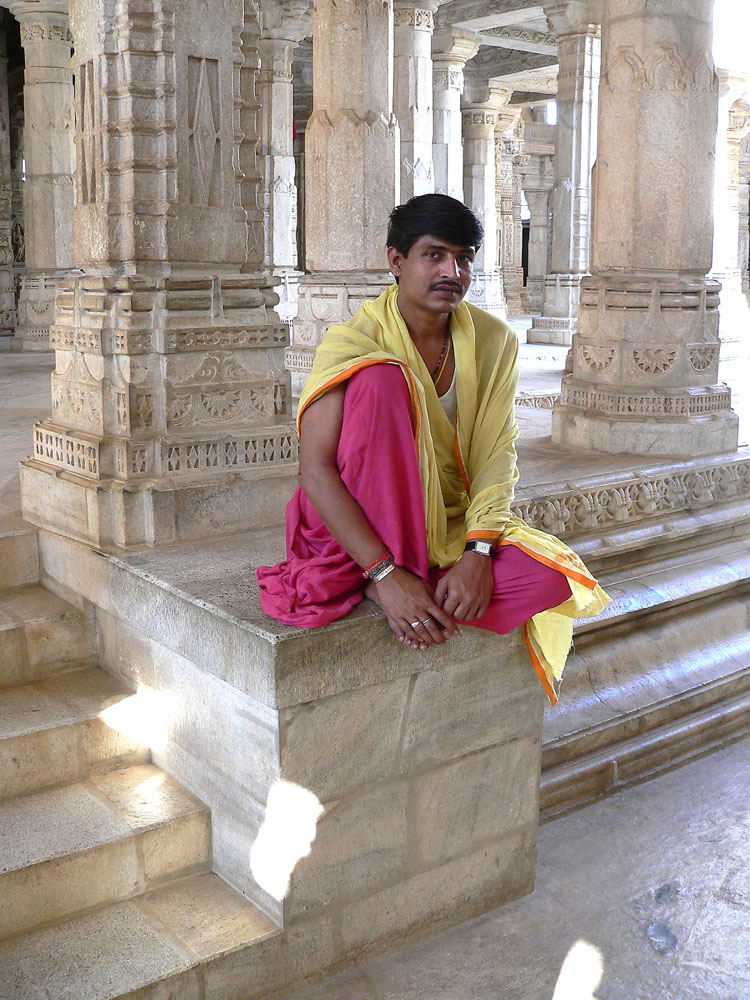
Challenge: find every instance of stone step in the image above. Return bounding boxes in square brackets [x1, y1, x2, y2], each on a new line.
[0, 871, 285, 1000]
[0, 584, 96, 688]
[0, 667, 151, 799]
[0, 763, 211, 941]
[541, 687, 750, 820]
[0, 525, 39, 590]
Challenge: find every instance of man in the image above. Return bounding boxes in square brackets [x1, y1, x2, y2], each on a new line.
[258, 195, 609, 704]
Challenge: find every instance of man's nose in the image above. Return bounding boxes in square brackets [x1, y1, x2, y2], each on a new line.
[440, 255, 461, 279]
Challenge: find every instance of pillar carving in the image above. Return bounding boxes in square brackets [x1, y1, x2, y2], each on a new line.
[258, 0, 310, 324]
[8, 51, 24, 284]
[528, 2, 600, 345]
[289, 0, 398, 405]
[740, 133, 750, 298]
[20, 0, 298, 548]
[521, 138, 555, 314]
[461, 83, 510, 317]
[0, 25, 15, 345]
[394, 1, 437, 200]
[710, 75, 750, 407]
[552, 0, 738, 458]
[498, 112, 527, 317]
[432, 27, 480, 200]
[10, 1, 75, 352]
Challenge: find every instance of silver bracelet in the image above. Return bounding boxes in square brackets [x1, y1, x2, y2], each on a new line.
[371, 561, 395, 584]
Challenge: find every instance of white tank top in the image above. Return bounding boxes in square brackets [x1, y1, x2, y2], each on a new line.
[438, 366, 457, 425]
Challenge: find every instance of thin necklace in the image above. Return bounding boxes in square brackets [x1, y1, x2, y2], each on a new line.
[430, 329, 449, 383]
[434, 336, 452, 386]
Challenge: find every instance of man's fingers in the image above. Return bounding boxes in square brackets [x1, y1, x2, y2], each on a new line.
[425, 601, 458, 635]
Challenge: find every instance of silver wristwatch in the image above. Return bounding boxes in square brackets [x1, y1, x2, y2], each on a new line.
[464, 539, 494, 557]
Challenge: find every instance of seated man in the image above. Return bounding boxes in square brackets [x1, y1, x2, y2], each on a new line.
[258, 194, 609, 704]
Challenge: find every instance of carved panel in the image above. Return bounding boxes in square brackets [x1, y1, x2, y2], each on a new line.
[188, 56, 221, 206]
[78, 60, 97, 204]
[166, 354, 275, 429]
[629, 347, 678, 377]
[687, 345, 719, 375]
[578, 344, 615, 371]
[511, 460, 750, 540]
[393, 7, 434, 29]
[604, 45, 719, 93]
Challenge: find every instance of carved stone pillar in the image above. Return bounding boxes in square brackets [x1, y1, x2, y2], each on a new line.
[461, 83, 509, 317]
[10, 2, 75, 352]
[528, 4, 600, 345]
[8, 52, 23, 294]
[0, 25, 15, 348]
[394, 1, 437, 200]
[552, 0, 738, 458]
[289, 0, 398, 405]
[521, 135, 555, 314]
[432, 27, 479, 200]
[257, 1, 310, 324]
[498, 113, 527, 317]
[20, 0, 297, 548]
[740, 134, 750, 298]
[710, 75, 750, 398]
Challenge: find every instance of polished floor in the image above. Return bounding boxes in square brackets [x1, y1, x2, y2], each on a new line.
[284, 737, 750, 1000]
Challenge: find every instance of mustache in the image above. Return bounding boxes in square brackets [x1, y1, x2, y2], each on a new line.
[430, 281, 463, 293]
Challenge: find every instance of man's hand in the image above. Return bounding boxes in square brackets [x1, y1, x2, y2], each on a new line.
[434, 551, 494, 621]
[372, 566, 459, 649]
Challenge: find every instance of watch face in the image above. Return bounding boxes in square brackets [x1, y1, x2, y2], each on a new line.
[475, 540, 493, 556]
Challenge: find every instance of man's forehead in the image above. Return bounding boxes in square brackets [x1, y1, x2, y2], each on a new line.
[415, 235, 476, 253]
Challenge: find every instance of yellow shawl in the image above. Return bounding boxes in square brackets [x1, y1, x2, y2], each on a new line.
[298, 284, 610, 703]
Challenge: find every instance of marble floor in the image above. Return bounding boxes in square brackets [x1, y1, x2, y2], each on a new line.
[284, 737, 750, 1000]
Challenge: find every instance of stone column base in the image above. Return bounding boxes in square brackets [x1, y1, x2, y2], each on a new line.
[552, 385, 740, 457]
[527, 315, 578, 346]
[288, 271, 393, 405]
[465, 270, 506, 318]
[20, 456, 298, 549]
[11, 271, 67, 352]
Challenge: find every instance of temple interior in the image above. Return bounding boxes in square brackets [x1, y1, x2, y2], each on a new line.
[0, 1, 748, 998]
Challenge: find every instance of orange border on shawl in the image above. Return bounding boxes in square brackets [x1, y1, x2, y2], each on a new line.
[524, 623, 558, 706]
[297, 360, 422, 446]
[498, 539, 598, 591]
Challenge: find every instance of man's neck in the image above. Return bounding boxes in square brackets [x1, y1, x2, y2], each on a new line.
[396, 291, 450, 345]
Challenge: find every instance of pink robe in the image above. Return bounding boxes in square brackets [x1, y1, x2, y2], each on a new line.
[257, 364, 571, 633]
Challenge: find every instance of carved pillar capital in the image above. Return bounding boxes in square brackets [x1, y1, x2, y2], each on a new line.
[432, 26, 480, 70]
[258, 0, 311, 45]
[543, 0, 601, 38]
[394, 1, 438, 32]
[10, 2, 71, 44]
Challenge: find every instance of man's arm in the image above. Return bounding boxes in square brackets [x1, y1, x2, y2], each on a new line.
[299, 388, 458, 647]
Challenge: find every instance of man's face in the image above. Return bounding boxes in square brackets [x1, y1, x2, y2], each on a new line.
[387, 235, 476, 315]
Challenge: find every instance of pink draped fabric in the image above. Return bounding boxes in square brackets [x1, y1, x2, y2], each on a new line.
[257, 364, 570, 630]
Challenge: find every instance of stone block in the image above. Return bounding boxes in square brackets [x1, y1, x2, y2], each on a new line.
[202, 914, 339, 1000]
[286, 781, 409, 918]
[339, 828, 536, 956]
[279, 677, 411, 801]
[0, 902, 197, 1000]
[0, 529, 39, 589]
[412, 736, 542, 868]
[401, 646, 544, 770]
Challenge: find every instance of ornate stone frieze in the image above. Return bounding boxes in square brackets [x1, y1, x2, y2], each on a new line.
[481, 26, 555, 47]
[19, 21, 73, 44]
[393, 6, 434, 29]
[512, 456, 750, 539]
[514, 392, 560, 409]
[434, 68, 463, 89]
[603, 45, 718, 93]
[559, 384, 731, 417]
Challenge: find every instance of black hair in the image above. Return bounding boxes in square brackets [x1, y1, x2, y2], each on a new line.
[387, 194, 484, 256]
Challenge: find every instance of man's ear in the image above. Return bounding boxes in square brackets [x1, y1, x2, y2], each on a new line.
[386, 245, 403, 277]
